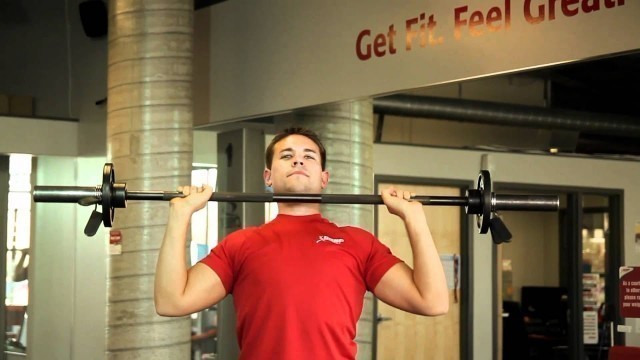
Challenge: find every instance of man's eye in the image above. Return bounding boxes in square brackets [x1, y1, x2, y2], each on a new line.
[305, 155, 316, 160]
[281, 154, 292, 159]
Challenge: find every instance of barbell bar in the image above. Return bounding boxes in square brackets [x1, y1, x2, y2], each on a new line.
[32, 163, 560, 244]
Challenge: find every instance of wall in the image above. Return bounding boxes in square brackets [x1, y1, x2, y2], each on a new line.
[501, 211, 560, 302]
[0, 116, 78, 156]
[0, 0, 108, 156]
[193, 8, 211, 128]
[373, 144, 640, 360]
[31, 157, 76, 360]
[0, 1, 69, 118]
[194, 130, 217, 165]
[30, 156, 107, 360]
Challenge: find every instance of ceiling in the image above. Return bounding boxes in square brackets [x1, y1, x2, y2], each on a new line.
[532, 52, 640, 119]
[511, 52, 640, 157]
[371, 51, 640, 158]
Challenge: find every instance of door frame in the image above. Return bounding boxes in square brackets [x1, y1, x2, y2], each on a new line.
[493, 182, 624, 359]
[372, 175, 473, 360]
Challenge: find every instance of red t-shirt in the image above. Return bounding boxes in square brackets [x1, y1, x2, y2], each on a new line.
[200, 213, 402, 360]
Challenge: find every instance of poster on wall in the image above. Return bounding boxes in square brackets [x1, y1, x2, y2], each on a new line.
[583, 311, 598, 345]
[619, 266, 640, 318]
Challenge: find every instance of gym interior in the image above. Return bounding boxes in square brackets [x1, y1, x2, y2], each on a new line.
[1, 1, 640, 360]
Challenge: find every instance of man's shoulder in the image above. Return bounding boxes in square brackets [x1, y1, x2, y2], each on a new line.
[222, 226, 261, 242]
[337, 224, 375, 241]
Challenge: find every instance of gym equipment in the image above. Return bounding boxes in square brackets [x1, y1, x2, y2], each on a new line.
[32, 163, 559, 243]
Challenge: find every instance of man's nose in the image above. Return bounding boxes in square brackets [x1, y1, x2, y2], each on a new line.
[293, 160, 303, 166]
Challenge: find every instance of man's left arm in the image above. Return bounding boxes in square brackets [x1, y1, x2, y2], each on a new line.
[373, 188, 450, 316]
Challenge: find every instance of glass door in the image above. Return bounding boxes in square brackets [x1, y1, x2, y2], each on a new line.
[560, 192, 622, 360]
[497, 186, 622, 360]
[581, 194, 622, 359]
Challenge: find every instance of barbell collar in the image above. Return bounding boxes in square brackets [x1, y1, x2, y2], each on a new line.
[33, 186, 99, 203]
[492, 194, 560, 212]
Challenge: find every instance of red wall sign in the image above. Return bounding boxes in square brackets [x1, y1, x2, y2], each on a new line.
[109, 230, 122, 245]
[620, 267, 640, 318]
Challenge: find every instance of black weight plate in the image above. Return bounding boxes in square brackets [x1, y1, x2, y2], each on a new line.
[102, 163, 115, 227]
[477, 170, 492, 234]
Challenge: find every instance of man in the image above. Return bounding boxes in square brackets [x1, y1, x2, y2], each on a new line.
[154, 127, 449, 359]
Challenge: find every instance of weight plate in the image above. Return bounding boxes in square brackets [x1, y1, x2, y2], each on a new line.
[102, 163, 115, 227]
[477, 170, 492, 234]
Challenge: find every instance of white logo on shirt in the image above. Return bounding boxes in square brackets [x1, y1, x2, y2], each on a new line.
[317, 235, 344, 244]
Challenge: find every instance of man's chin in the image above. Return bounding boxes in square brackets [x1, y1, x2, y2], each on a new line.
[278, 185, 321, 194]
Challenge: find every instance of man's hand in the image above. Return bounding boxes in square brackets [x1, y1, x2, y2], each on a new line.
[380, 187, 423, 220]
[171, 185, 214, 217]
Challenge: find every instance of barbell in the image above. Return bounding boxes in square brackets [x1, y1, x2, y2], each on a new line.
[32, 163, 560, 244]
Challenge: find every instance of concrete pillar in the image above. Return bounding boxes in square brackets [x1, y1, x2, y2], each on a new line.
[106, 0, 194, 358]
[274, 99, 375, 360]
[214, 128, 266, 359]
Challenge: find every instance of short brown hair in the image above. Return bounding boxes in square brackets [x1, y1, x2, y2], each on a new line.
[265, 127, 326, 170]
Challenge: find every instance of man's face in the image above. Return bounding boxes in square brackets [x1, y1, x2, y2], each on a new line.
[264, 134, 329, 193]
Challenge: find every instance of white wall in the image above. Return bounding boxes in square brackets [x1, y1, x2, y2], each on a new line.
[30, 156, 107, 360]
[194, 130, 217, 165]
[374, 144, 640, 360]
[71, 157, 108, 360]
[0, 116, 78, 156]
[31, 157, 76, 360]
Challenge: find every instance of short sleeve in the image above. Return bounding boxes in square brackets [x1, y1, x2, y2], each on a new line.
[342, 228, 402, 291]
[199, 229, 251, 294]
[360, 231, 403, 291]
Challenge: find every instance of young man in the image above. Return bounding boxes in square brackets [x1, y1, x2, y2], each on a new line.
[154, 127, 449, 359]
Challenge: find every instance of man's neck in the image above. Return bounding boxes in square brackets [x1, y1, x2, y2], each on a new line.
[277, 203, 322, 216]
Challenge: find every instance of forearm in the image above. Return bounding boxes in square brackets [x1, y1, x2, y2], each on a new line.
[404, 210, 449, 313]
[154, 208, 191, 314]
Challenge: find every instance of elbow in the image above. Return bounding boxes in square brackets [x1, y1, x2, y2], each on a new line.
[155, 304, 173, 317]
[155, 303, 186, 317]
[154, 296, 187, 317]
[417, 294, 450, 316]
[430, 301, 450, 316]
[418, 303, 449, 316]
[154, 300, 175, 317]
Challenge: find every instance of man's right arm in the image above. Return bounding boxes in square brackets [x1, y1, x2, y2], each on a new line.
[154, 185, 227, 317]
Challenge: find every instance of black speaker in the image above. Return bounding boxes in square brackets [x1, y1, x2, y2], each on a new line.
[78, 0, 107, 38]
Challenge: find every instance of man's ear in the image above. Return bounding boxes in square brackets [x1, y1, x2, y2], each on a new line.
[263, 168, 272, 186]
[321, 170, 329, 189]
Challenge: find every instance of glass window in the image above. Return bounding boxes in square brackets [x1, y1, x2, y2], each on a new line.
[5, 154, 32, 352]
[6, 154, 32, 306]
